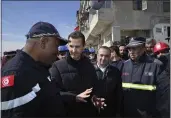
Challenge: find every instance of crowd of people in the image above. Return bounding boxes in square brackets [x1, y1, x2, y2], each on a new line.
[1, 21, 170, 118]
[57, 38, 170, 74]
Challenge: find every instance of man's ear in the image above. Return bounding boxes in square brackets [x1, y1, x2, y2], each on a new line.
[40, 37, 48, 49]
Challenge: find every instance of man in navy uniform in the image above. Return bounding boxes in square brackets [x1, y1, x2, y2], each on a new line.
[122, 37, 170, 118]
[1, 21, 67, 117]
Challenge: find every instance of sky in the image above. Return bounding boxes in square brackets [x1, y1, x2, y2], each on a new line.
[1, 1, 80, 54]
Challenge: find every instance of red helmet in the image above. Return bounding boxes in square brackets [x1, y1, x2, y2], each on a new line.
[153, 42, 170, 54]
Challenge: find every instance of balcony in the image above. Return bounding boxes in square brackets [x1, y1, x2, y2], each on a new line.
[84, 8, 114, 41]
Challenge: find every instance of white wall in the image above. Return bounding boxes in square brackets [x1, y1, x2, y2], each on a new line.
[101, 26, 112, 44]
[112, 1, 169, 30]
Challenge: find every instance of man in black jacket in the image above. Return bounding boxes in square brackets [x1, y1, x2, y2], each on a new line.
[94, 46, 123, 117]
[122, 37, 170, 118]
[1, 21, 67, 117]
[50, 31, 105, 117]
[110, 45, 124, 71]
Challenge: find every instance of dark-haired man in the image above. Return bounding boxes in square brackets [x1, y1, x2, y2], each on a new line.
[145, 38, 156, 57]
[119, 44, 129, 60]
[110, 45, 124, 71]
[50, 31, 105, 117]
[94, 46, 123, 117]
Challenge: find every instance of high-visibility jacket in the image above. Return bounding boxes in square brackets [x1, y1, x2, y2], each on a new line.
[122, 54, 169, 118]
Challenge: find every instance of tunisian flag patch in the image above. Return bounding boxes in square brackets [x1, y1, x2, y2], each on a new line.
[1, 75, 14, 88]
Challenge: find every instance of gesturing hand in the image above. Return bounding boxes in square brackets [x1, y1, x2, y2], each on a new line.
[76, 88, 93, 102]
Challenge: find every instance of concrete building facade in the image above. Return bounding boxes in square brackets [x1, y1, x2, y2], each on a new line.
[77, 0, 170, 48]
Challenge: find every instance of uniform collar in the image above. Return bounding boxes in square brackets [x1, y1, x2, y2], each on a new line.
[17, 50, 51, 70]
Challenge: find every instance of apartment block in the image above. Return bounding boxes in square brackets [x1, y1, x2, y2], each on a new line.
[76, 0, 170, 48]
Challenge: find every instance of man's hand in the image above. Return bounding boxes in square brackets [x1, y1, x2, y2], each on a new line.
[91, 95, 107, 109]
[76, 88, 93, 102]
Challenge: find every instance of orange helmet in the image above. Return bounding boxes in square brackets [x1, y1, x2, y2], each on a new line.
[153, 42, 170, 54]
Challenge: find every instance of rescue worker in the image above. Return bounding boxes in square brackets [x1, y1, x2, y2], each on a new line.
[145, 38, 156, 57]
[94, 46, 123, 117]
[89, 47, 97, 65]
[50, 31, 105, 117]
[153, 42, 170, 71]
[58, 45, 68, 60]
[122, 37, 170, 118]
[110, 45, 124, 71]
[1, 21, 67, 117]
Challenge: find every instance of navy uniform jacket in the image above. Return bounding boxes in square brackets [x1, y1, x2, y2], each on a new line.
[122, 54, 169, 118]
[1, 50, 65, 117]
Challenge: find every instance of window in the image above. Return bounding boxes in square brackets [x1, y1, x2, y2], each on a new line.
[156, 28, 162, 33]
[142, 0, 147, 10]
[133, 0, 142, 10]
[144, 30, 150, 37]
[163, 1, 170, 12]
[106, 0, 112, 8]
[167, 26, 170, 37]
[101, 0, 112, 8]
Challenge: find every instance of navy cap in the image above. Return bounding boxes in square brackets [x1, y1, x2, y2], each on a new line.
[58, 45, 68, 52]
[126, 37, 146, 48]
[26, 21, 68, 45]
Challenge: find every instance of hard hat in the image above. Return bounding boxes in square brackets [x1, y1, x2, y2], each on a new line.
[153, 42, 170, 54]
[58, 45, 68, 52]
[89, 48, 95, 53]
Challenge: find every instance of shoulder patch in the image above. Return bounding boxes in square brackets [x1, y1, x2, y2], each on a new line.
[1, 75, 14, 88]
